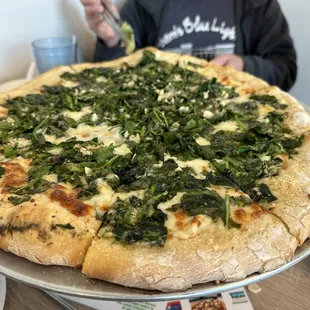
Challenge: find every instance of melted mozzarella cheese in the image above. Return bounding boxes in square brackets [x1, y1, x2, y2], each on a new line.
[114, 144, 132, 156]
[164, 154, 213, 179]
[47, 147, 63, 155]
[42, 174, 58, 183]
[44, 123, 124, 146]
[156, 89, 175, 102]
[44, 135, 67, 145]
[260, 155, 271, 161]
[61, 80, 79, 88]
[258, 104, 274, 120]
[203, 110, 214, 119]
[96, 76, 107, 83]
[9, 138, 31, 148]
[63, 106, 93, 121]
[86, 179, 116, 210]
[213, 121, 238, 133]
[84, 167, 93, 176]
[195, 137, 211, 146]
[0, 106, 8, 118]
[129, 134, 141, 144]
[203, 91, 210, 99]
[90, 113, 98, 122]
[179, 106, 190, 113]
[158, 192, 184, 212]
[220, 96, 249, 107]
[210, 185, 249, 199]
[158, 193, 212, 239]
[117, 190, 145, 201]
[86, 179, 145, 212]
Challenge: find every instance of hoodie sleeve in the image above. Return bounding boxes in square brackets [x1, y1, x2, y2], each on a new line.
[241, 0, 297, 91]
[94, 0, 154, 62]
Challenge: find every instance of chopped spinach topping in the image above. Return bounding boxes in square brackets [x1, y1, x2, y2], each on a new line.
[248, 184, 278, 203]
[250, 95, 288, 110]
[55, 223, 75, 230]
[77, 181, 99, 200]
[8, 195, 31, 206]
[170, 190, 225, 219]
[121, 22, 136, 55]
[0, 50, 304, 246]
[102, 196, 167, 246]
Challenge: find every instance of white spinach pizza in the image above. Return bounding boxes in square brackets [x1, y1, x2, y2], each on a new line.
[0, 48, 309, 292]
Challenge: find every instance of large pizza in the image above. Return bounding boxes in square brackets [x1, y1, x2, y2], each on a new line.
[0, 48, 309, 292]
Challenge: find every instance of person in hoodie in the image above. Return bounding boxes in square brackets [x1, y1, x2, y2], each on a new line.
[80, 0, 297, 91]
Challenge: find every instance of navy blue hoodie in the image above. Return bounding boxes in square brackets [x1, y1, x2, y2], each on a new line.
[94, 0, 297, 91]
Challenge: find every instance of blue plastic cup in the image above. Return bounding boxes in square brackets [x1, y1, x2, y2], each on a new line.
[32, 37, 78, 74]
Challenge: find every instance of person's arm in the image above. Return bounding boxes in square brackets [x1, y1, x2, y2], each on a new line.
[94, 0, 153, 62]
[241, 0, 297, 91]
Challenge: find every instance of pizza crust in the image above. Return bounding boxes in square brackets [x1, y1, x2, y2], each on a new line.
[262, 135, 310, 244]
[1, 193, 101, 267]
[0, 66, 76, 105]
[83, 212, 297, 292]
[0, 202, 15, 250]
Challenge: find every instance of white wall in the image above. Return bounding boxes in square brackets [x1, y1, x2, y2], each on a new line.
[0, 0, 309, 103]
[278, 0, 310, 104]
[0, 0, 95, 83]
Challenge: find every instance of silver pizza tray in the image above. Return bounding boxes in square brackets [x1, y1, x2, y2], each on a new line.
[0, 239, 309, 302]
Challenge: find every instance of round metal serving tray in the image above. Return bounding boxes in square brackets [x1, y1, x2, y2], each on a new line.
[0, 239, 309, 302]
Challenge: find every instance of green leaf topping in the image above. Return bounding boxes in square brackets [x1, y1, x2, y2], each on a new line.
[55, 223, 75, 230]
[8, 195, 31, 206]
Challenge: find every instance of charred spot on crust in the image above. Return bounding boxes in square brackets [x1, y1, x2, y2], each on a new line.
[192, 216, 201, 227]
[0, 162, 28, 188]
[8, 223, 50, 241]
[174, 209, 187, 220]
[221, 76, 230, 85]
[8, 223, 39, 233]
[37, 229, 50, 240]
[244, 88, 255, 94]
[233, 209, 247, 224]
[0, 225, 8, 236]
[251, 209, 266, 218]
[49, 188, 92, 217]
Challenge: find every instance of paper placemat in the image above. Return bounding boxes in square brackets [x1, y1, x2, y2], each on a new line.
[59, 287, 254, 310]
[0, 275, 6, 310]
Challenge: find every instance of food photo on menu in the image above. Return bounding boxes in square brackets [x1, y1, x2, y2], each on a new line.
[0, 0, 309, 309]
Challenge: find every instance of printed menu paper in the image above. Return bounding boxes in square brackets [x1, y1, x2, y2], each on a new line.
[59, 287, 254, 310]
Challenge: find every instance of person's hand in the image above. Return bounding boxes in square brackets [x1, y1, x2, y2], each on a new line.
[212, 54, 244, 71]
[80, 0, 120, 47]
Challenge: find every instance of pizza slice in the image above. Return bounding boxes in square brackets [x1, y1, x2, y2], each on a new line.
[0, 158, 101, 266]
[0, 158, 31, 250]
[82, 191, 297, 291]
[0, 71, 103, 266]
[260, 135, 310, 244]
